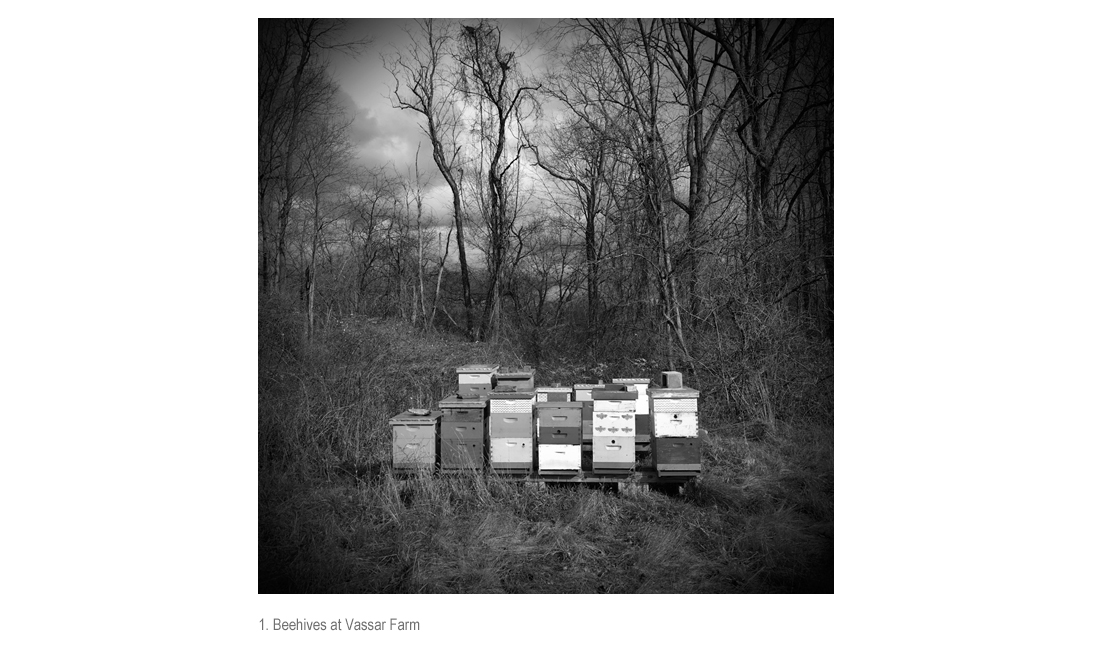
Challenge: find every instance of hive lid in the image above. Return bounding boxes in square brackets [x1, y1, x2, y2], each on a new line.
[612, 377, 651, 385]
[648, 387, 700, 399]
[496, 366, 535, 378]
[536, 386, 572, 393]
[457, 364, 499, 373]
[592, 388, 637, 400]
[438, 394, 489, 409]
[573, 383, 606, 390]
[390, 409, 443, 423]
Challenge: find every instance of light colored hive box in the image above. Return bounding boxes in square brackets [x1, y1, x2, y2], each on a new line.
[390, 410, 441, 472]
[591, 387, 637, 473]
[538, 443, 581, 473]
[648, 387, 700, 438]
[495, 366, 535, 393]
[487, 389, 535, 438]
[489, 436, 532, 473]
[592, 435, 636, 473]
[591, 386, 637, 435]
[457, 364, 498, 397]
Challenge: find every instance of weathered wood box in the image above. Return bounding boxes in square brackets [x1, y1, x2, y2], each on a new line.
[390, 410, 441, 472]
[495, 366, 535, 392]
[456, 364, 498, 397]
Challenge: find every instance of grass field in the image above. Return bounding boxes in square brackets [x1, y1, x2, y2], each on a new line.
[259, 309, 833, 593]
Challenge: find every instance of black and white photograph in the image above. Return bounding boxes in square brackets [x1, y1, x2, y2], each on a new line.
[10, 4, 1094, 646]
[259, 17, 834, 594]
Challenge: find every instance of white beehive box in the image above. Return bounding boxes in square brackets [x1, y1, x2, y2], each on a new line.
[591, 411, 636, 436]
[489, 436, 533, 470]
[538, 444, 581, 472]
[648, 387, 699, 438]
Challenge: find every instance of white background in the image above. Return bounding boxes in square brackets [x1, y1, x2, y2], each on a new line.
[3, 2, 1091, 646]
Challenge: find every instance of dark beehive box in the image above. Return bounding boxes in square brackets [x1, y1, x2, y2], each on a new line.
[653, 437, 701, 476]
[536, 401, 583, 428]
[635, 414, 651, 444]
[440, 437, 483, 470]
[439, 394, 489, 440]
[440, 421, 484, 440]
[538, 425, 582, 445]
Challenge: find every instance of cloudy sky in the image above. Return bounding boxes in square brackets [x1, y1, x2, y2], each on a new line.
[323, 19, 557, 225]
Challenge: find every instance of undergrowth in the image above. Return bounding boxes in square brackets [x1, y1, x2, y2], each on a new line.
[259, 303, 833, 593]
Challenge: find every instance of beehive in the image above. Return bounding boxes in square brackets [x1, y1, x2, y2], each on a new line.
[591, 385, 637, 430]
[538, 443, 581, 473]
[611, 378, 651, 414]
[489, 436, 532, 473]
[536, 401, 583, 437]
[573, 383, 606, 402]
[495, 366, 535, 392]
[487, 388, 534, 438]
[652, 436, 701, 476]
[648, 387, 699, 438]
[535, 386, 572, 402]
[438, 394, 489, 470]
[611, 378, 651, 445]
[456, 364, 498, 397]
[592, 435, 636, 473]
[390, 410, 441, 472]
[536, 401, 582, 472]
[591, 386, 636, 472]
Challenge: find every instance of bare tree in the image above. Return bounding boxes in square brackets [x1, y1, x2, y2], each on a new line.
[259, 19, 368, 296]
[385, 19, 475, 339]
[298, 106, 353, 338]
[454, 20, 539, 341]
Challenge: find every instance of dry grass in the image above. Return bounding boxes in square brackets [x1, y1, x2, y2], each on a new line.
[259, 308, 833, 593]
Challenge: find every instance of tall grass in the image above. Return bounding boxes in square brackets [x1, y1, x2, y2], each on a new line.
[259, 303, 833, 593]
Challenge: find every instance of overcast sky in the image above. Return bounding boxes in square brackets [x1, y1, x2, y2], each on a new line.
[324, 19, 558, 226]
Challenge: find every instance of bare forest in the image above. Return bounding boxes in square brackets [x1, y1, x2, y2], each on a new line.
[259, 18, 834, 594]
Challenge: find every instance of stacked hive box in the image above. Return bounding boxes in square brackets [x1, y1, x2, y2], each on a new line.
[591, 384, 637, 473]
[611, 378, 652, 445]
[535, 385, 571, 402]
[487, 387, 534, 474]
[438, 394, 488, 470]
[390, 410, 441, 473]
[496, 366, 535, 392]
[457, 364, 498, 397]
[536, 401, 583, 474]
[573, 383, 606, 442]
[649, 374, 700, 477]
